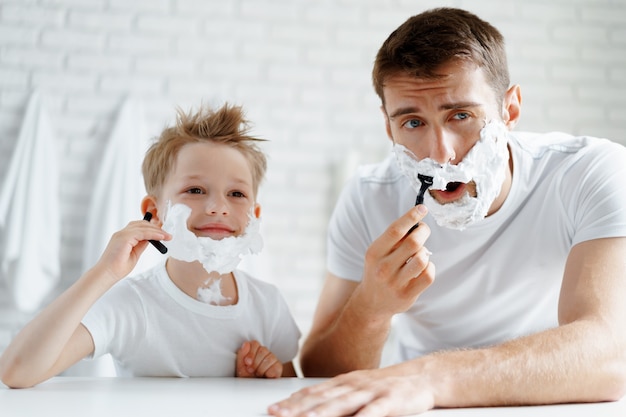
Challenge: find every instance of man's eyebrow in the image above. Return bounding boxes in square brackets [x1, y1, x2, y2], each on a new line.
[388, 107, 419, 119]
[388, 102, 482, 119]
[440, 101, 482, 110]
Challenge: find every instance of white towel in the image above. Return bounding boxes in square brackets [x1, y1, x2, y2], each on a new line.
[82, 97, 161, 276]
[0, 91, 61, 312]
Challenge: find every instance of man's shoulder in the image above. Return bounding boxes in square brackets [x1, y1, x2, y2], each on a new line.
[353, 153, 404, 185]
[334, 152, 413, 217]
[511, 130, 624, 161]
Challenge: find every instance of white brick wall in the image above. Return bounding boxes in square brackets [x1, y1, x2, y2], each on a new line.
[1, 0, 625, 345]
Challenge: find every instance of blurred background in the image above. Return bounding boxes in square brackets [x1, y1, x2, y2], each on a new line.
[1, 0, 625, 368]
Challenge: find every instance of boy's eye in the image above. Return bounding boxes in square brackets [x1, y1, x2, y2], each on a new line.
[186, 187, 204, 194]
[403, 119, 423, 129]
[230, 191, 246, 198]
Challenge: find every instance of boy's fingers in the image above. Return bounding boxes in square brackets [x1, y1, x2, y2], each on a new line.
[263, 362, 282, 379]
[238, 341, 251, 356]
[253, 347, 279, 376]
[131, 219, 172, 240]
[243, 341, 261, 371]
[235, 342, 253, 377]
[247, 340, 261, 357]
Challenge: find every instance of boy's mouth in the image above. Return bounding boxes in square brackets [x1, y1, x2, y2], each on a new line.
[194, 223, 235, 239]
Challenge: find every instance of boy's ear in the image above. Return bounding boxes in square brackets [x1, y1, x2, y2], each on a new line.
[254, 203, 261, 219]
[141, 195, 162, 225]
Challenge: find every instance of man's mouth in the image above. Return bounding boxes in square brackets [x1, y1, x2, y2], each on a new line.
[430, 181, 470, 204]
[445, 182, 463, 192]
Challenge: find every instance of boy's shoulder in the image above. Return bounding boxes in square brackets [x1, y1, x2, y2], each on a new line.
[233, 269, 284, 300]
[108, 262, 166, 298]
[234, 268, 277, 289]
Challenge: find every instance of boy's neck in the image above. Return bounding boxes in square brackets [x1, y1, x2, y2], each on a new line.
[164, 258, 239, 305]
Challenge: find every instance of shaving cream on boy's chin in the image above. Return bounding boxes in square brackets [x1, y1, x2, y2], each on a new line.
[161, 202, 263, 274]
[393, 120, 510, 230]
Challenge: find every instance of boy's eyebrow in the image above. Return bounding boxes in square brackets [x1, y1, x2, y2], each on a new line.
[388, 101, 482, 119]
[179, 175, 253, 187]
[181, 174, 203, 180]
[231, 178, 253, 187]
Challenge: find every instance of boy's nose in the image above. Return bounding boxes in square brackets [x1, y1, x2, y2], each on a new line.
[207, 197, 229, 215]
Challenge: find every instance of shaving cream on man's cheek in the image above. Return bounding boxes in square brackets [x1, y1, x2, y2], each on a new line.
[393, 120, 510, 230]
[161, 202, 263, 274]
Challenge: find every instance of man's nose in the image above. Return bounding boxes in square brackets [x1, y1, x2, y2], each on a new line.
[428, 126, 457, 164]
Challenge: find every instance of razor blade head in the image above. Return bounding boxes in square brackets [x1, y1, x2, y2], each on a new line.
[417, 174, 434, 186]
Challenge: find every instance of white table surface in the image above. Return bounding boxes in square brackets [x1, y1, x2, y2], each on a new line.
[1, 377, 625, 417]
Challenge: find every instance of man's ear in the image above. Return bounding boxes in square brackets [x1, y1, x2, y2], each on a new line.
[141, 196, 162, 225]
[253, 203, 261, 219]
[381, 104, 394, 142]
[502, 84, 522, 130]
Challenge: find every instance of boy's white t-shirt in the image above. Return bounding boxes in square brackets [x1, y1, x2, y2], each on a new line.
[81, 263, 300, 377]
[327, 132, 626, 362]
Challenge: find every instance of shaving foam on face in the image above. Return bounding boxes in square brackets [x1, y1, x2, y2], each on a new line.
[161, 203, 263, 275]
[393, 120, 510, 230]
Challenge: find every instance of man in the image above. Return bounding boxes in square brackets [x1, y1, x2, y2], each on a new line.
[268, 7, 626, 417]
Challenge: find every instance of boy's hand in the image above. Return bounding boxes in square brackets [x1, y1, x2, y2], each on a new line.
[236, 340, 282, 378]
[95, 219, 171, 283]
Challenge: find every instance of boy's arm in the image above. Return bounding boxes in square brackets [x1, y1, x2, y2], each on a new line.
[0, 220, 170, 388]
[0, 267, 114, 388]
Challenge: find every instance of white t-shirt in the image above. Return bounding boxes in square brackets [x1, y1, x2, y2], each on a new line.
[327, 132, 626, 362]
[82, 262, 301, 377]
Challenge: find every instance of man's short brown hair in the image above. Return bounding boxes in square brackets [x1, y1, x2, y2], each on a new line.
[373, 7, 510, 105]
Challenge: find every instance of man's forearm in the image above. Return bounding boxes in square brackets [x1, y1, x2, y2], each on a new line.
[300, 295, 393, 377]
[413, 319, 626, 408]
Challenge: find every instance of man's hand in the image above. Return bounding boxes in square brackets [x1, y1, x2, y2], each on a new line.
[299, 205, 436, 377]
[356, 205, 435, 318]
[236, 340, 283, 378]
[268, 367, 435, 417]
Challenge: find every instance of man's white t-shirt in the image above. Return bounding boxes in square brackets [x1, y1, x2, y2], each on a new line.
[82, 262, 300, 376]
[327, 132, 626, 362]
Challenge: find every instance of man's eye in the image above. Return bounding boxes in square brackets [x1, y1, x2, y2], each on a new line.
[403, 119, 423, 129]
[453, 112, 470, 120]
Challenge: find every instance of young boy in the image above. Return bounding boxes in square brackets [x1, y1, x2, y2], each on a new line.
[0, 103, 300, 388]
